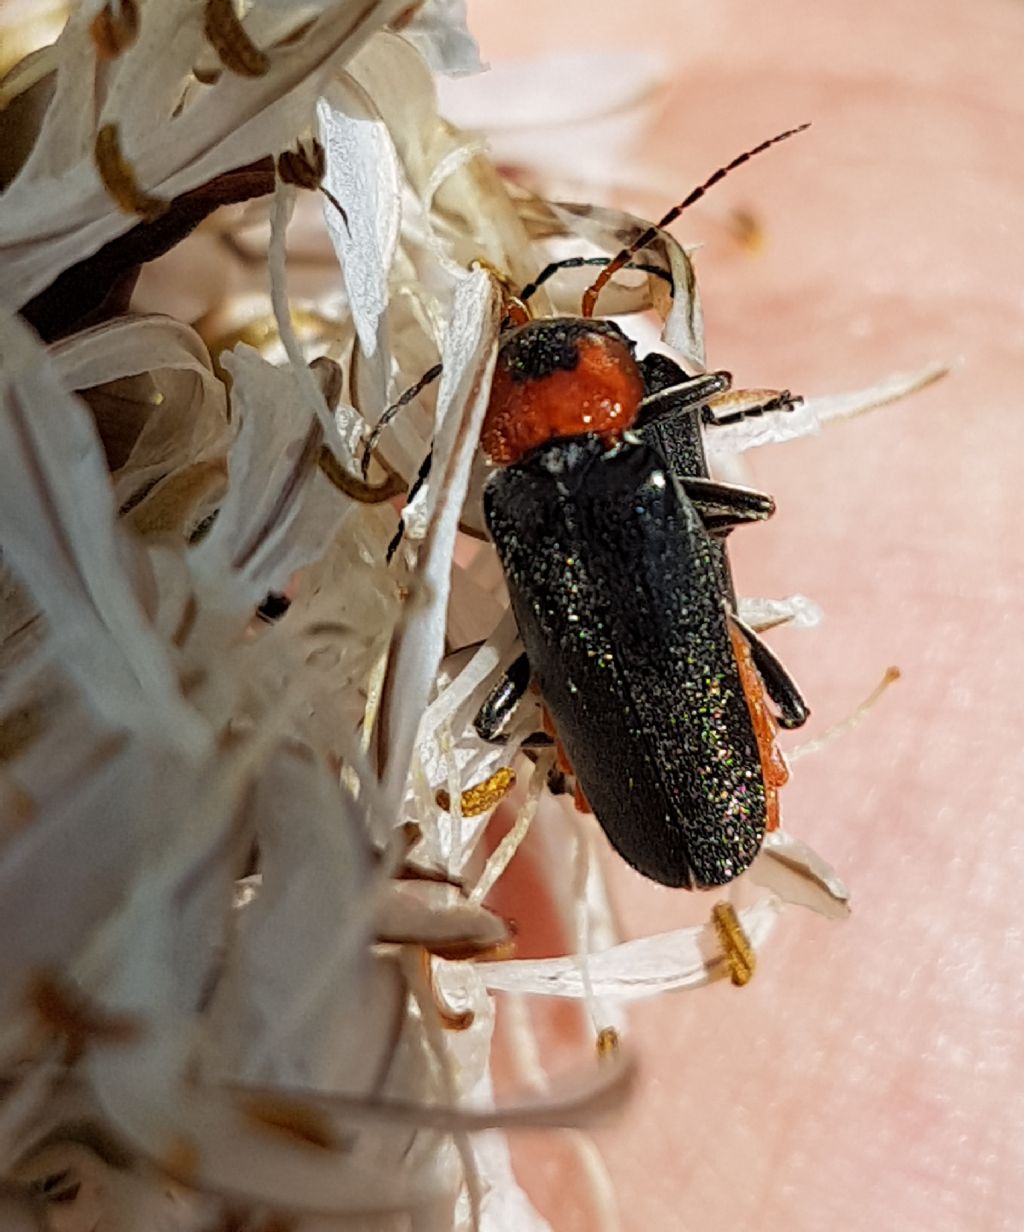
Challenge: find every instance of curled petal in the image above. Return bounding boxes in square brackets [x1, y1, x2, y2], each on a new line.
[48, 314, 230, 512]
[375, 882, 510, 956]
[0, 311, 206, 750]
[476, 899, 782, 1002]
[748, 830, 851, 920]
[737, 593, 823, 631]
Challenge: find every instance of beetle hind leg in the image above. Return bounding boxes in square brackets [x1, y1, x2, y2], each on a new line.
[730, 614, 810, 729]
[540, 706, 591, 814]
[473, 651, 532, 742]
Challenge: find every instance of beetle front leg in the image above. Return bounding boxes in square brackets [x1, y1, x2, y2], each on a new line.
[702, 388, 801, 426]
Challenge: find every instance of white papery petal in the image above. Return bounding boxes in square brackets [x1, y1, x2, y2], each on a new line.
[88, 1030, 455, 1216]
[0, 312, 207, 750]
[440, 51, 666, 133]
[476, 1128, 553, 1232]
[348, 31, 444, 200]
[75, 756, 454, 1215]
[0, 0, 410, 309]
[191, 344, 349, 608]
[49, 314, 231, 505]
[0, 731, 194, 1028]
[375, 883, 509, 952]
[12, 4, 102, 183]
[476, 899, 781, 1002]
[749, 830, 851, 919]
[400, 0, 482, 77]
[737, 593, 823, 630]
[48, 314, 221, 408]
[319, 78, 401, 356]
[97, 4, 207, 152]
[207, 746, 377, 1087]
[349, 34, 542, 292]
[377, 268, 499, 813]
[439, 51, 667, 187]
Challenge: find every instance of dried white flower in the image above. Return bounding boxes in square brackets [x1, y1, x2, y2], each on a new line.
[0, 6, 925, 1231]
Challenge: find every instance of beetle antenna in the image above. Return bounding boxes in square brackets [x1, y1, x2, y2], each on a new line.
[581, 123, 811, 318]
[362, 362, 443, 479]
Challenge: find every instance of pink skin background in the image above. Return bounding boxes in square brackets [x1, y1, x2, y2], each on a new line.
[469, 0, 1024, 1229]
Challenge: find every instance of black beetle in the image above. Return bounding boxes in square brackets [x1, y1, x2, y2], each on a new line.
[476, 316, 808, 889]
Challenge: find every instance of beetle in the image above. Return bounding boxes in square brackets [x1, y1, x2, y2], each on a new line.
[477, 315, 809, 888]
[470, 128, 812, 888]
[358, 126, 813, 889]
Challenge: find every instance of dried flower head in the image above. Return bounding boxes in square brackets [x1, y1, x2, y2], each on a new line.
[0, 3, 942, 1229]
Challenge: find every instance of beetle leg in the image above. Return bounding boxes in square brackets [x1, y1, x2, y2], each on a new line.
[521, 731, 555, 749]
[473, 651, 532, 742]
[635, 370, 732, 427]
[702, 388, 801, 426]
[729, 614, 811, 729]
[536, 709, 592, 814]
[680, 476, 775, 526]
[546, 766, 571, 796]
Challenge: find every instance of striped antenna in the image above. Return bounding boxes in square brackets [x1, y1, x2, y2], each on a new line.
[581, 123, 811, 318]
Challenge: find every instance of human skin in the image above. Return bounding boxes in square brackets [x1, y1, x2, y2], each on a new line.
[469, 0, 1024, 1229]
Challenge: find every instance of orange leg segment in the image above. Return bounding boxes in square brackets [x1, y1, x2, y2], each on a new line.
[729, 624, 789, 831]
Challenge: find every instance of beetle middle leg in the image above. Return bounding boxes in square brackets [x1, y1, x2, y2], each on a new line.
[679, 476, 775, 530]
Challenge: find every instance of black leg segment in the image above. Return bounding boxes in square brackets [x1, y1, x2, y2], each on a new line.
[679, 476, 776, 527]
[730, 615, 810, 730]
[473, 651, 532, 741]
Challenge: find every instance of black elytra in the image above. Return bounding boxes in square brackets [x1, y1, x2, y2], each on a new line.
[637, 352, 809, 731]
[480, 323, 808, 889]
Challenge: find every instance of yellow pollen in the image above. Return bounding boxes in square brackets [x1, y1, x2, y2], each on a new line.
[436, 767, 516, 817]
[711, 902, 756, 987]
